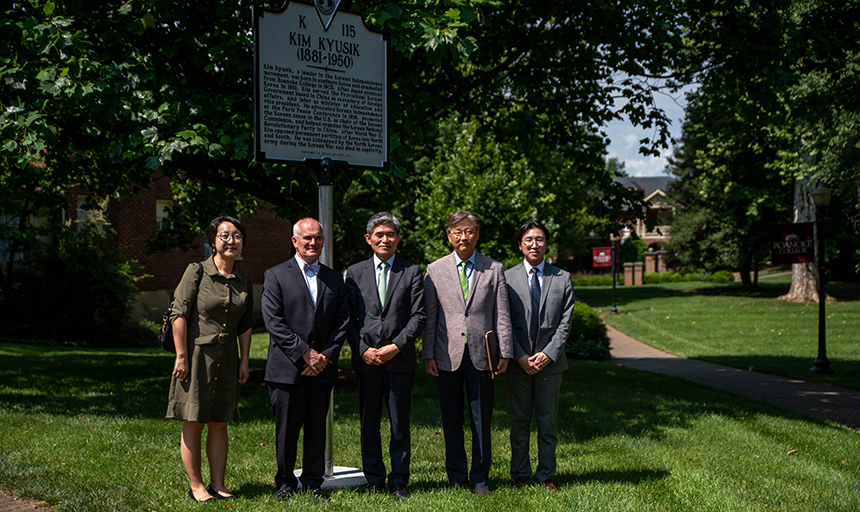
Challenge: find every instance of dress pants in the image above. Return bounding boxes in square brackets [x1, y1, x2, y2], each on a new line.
[357, 369, 414, 490]
[436, 349, 495, 486]
[505, 369, 562, 483]
[267, 379, 333, 490]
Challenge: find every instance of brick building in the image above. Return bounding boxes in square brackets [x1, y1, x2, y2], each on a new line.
[70, 172, 293, 322]
[612, 176, 675, 248]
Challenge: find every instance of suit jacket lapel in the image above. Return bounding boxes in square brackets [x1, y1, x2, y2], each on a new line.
[466, 253, 488, 310]
[287, 259, 315, 307]
[510, 262, 529, 312]
[314, 265, 329, 312]
[382, 257, 405, 314]
[540, 264, 554, 313]
[443, 252, 467, 309]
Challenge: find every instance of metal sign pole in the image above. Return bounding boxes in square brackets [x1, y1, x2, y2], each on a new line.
[318, 158, 335, 477]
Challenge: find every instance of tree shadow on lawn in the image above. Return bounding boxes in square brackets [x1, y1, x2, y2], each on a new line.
[550, 361, 839, 443]
[689, 354, 860, 391]
[0, 347, 840, 443]
[0, 345, 277, 420]
[576, 280, 860, 306]
[576, 284, 702, 310]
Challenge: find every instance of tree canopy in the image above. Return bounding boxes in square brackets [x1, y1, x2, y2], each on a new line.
[1, 0, 707, 239]
[664, 0, 860, 287]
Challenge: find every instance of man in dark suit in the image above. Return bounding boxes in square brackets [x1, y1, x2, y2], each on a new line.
[345, 212, 426, 499]
[262, 217, 349, 501]
[504, 220, 574, 493]
[423, 210, 513, 496]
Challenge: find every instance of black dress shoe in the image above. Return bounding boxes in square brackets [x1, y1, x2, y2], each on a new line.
[275, 484, 295, 500]
[187, 488, 215, 502]
[206, 485, 237, 501]
[311, 488, 330, 500]
[362, 482, 384, 494]
[392, 487, 411, 499]
[512, 475, 530, 488]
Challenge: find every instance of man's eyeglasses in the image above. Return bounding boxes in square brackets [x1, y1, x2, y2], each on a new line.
[522, 237, 546, 245]
[216, 233, 243, 242]
[449, 229, 476, 240]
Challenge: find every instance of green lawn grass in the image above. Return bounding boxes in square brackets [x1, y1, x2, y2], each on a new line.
[2, 334, 859, 511]
[576, 276, 860, 390]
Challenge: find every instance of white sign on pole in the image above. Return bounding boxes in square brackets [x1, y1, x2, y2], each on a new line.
[254, 1, 389, 170]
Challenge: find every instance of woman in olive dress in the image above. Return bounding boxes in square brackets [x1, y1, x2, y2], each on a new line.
[166, 216, 254, 502]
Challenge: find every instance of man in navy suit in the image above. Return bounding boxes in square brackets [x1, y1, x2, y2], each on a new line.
[345, 212, 425, 499]
[505, 220, 574, 493]
[262, 218, 349, 501]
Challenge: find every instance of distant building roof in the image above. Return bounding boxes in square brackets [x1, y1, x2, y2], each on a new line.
[613, 177, 675, 201]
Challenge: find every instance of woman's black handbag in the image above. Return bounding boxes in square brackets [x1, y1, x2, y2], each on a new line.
[158, 262, 204, 353]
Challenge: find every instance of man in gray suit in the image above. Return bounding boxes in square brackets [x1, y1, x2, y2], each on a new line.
[345, 212, 425, 499]
[504, 220, 574, 493]
[423, 210, 513, 496]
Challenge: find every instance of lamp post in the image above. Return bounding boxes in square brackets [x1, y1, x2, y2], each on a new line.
[609, 233, 620, 315]
[809, 182, 834, 375]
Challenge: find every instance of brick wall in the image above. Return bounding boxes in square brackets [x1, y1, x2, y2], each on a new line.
[71, 172, 293, 293]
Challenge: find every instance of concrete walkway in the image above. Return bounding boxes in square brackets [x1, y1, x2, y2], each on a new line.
[608, 325, 860, 432]
[0, 490, 45, 512]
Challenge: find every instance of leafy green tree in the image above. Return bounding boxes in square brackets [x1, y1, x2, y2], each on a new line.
[665, 0, 860, 290]
[666, 86, 794, 286]
[2, 0, 710, 252]
[606, 158, 629, 178]
[411, 112, 608, 268]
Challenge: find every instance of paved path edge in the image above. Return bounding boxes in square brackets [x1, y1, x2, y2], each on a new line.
[607, 324, 860, 432]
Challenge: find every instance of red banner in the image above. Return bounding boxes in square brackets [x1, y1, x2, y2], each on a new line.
[769, 223, 815, 264]
[592, 247, 612, 268]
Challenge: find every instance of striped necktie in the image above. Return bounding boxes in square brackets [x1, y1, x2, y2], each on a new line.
[458, 260, 470, 302]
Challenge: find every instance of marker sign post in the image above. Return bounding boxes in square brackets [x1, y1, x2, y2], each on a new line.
[253, 0, 387, 489]
[254, 0, 388, 171]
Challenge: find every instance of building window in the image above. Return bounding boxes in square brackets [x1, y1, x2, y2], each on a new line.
[156, 200, 172, 230]
[0, 214, 25, 263]
[76, 195, 94, 227]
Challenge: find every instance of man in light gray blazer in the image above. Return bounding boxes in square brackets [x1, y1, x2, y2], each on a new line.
[423, 210, 513, 496]
[504, 220, 574, 493]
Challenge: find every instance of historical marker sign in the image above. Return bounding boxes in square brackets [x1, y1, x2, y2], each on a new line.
[253, 1, 388, 170]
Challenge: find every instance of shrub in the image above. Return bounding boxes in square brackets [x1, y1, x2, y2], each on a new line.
[572, 275, 622, 287]
[621, 238, 648, 263]
[707, 270, 734, 282]
[126, 319, 161, 347]
[564, 301, 610, 360]
[9, 214, 147, 346]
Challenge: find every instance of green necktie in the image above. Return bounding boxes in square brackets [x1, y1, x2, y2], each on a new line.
[458, 260, 470, 344]
[378, 261, 389, 307]
[458, 260, 470, 302]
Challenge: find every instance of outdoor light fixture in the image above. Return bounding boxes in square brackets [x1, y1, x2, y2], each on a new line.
[609, 233, 621, 315]
[809, 182, 834, 375]
[811, 182, 832, 208]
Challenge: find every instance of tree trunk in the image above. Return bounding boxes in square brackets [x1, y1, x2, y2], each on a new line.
[778, 177, 820, 303]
